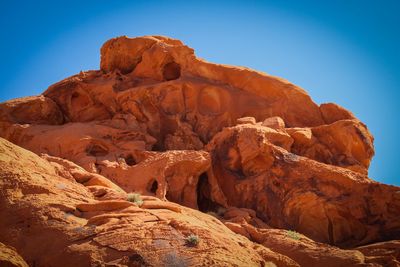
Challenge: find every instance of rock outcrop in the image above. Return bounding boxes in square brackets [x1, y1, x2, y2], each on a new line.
[0, 138, 296, 266]
[0, 242, 28, 267]
[0, 35, 399, 266]
[206, 124, 399, 247]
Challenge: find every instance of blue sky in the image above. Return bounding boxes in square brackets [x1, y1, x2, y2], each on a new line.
[1, 0, 399, 185]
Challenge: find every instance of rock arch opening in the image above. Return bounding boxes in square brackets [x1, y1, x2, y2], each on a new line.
[197, 172, 219, 212]
[162, 62, 181, 81]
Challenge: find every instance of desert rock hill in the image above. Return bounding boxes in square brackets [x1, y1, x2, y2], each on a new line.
[0, 35, 399, 266]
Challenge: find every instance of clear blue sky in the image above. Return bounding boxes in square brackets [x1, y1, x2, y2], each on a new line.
[1, 0, 399, 185]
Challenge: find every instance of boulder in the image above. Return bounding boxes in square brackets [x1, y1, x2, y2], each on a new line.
[262, 116, 286, 129]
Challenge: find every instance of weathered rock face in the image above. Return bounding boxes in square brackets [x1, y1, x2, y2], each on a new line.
[206, 123, 399, 247]
[0, 35, 399, 266]
[0, 138, 294, 266]
[0, 95, 63, 125]
[0, 242, 28, 267]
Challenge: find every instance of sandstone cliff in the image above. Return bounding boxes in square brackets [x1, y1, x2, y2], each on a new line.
[0, 35, 398, 266]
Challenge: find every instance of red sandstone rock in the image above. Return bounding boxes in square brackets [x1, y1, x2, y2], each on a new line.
[0, 35, 398, 266]
[262, 116, 286, 129]
[0, 138, 297, 266]
[206, 123, 399, 247]
[0, 95, 63, 125]
[237, 116, 257, 125]
[356, 240, 400, 266]
[320, 102, 356, 124]
[0, 243, 28, 267]
[286, 119, 374, 174]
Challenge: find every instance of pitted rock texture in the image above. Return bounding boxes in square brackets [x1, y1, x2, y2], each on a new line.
[206, 124, 399, 247]
[0, 35, 399, 266]
[0, 242, 28, 267]
[0, 138, 292, 266]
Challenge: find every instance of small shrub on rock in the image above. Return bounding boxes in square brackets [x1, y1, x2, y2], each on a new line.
[185, 234, 200, 247]
[127, 193, 143, 206]
[286, 230, 300, 240]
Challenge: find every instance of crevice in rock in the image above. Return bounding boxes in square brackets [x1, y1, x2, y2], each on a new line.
[197, 172, 220, 212]
[151, 143, 165, 152]
[149, 180, 158, 194]
[327, 216, 334, 245]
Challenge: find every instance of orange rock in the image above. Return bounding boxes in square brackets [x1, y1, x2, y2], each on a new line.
[224, 222, 251, 239]
[97, 150, 212, 209]
[311, 119, 374, 172]
[237, 116, 257, 125]
[0, 95, 63, 125]
[249, 228, 367, 267]
[141, 200, 182, 213]
[76, 200, 135, 212]
[41, 154, 125, 193]
[287, 119, 374, 174]
[0, 138, 298, 266]
[206, 123, 399, 247]
[224, 207, 255, 222]
[356, 240, 400, 266]
[86, 185, 126, 200]
[164, 121, 204, 150]
[286, 127, 313, 148]
[262, 116, 286, 129]
[0, 243, 28, 267]
[100, 36, 160, 74]
[320, 102, 356, 124]
[0, 35, 398, 266]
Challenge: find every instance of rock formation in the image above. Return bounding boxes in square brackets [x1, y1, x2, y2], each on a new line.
[0, 35, 399, 266]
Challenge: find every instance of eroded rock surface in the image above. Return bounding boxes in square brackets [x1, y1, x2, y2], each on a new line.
[206, 124, 399, 247]
[0, 242, 28, 267]
[0, 138, 295, 266]
[0, 35, 399, 266]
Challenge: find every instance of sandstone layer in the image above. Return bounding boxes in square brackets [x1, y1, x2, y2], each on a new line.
[0, 35, 399, 266]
